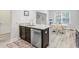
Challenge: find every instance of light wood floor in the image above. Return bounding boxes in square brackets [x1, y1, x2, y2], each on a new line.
[0, 33, 10, 48]
[0, 29, 77, 48]
[48, 29, 76, 48]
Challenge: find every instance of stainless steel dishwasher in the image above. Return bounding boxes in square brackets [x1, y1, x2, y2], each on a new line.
[31, 29, 41, 48]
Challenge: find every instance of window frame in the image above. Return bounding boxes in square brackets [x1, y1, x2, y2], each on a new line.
[54, 11, 70, 25]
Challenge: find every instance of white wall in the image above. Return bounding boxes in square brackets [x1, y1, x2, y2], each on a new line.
[11, 10, 48, 41]
[48, 10, 54, 19]
[69, 10, 79, 31]
[11, 10, 36, 41]
[0, 10, 11, 34]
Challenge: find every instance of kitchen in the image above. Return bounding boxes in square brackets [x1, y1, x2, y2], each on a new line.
[0, 10, 79, 48]
[12, 10, 78, 47]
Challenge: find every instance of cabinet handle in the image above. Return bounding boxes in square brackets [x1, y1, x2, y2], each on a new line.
[45, 31, 47, 34]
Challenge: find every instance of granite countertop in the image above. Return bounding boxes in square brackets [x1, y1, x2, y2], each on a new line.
[19, 23, 49, 30]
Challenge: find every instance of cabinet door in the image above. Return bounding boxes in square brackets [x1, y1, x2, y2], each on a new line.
[25, 27, 31, 43]
[19, 26, 26, 40]
[76, 31, 79, 48]
[42, 28, 49, 48]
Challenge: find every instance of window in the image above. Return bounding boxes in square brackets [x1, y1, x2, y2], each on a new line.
[55, 11, 61, 24]
[55, 11, 69, 24]
[62, 11, 69, 24]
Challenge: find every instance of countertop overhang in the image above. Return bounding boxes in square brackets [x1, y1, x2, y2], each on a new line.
[19, 23, 49, 30]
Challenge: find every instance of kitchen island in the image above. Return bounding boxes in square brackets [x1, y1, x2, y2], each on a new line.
[19, 23, 49, 48]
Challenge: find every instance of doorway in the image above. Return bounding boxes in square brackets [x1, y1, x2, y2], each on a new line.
[0, 10, 11, 43]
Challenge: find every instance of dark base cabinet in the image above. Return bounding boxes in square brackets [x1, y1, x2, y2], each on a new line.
[42, 28, 49, 48]
[19, 26, 31, 43]
[19, 26, 26, 40]
[19, 26, 49, 48]
[76, 30, 79, 48]
[25, 27, 31, 43]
